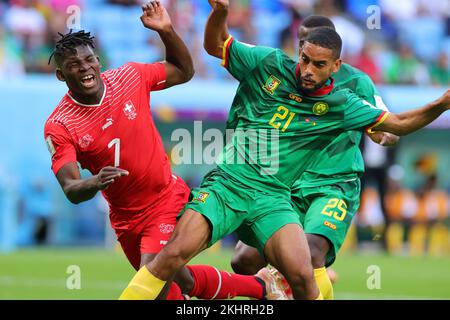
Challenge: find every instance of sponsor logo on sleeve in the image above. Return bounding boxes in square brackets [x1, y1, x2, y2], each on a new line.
[193, 191, 210, 203]
[45, 136, 56, 155]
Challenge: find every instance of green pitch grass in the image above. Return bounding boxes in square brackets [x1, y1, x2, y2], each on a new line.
[0, 247, 449, 299]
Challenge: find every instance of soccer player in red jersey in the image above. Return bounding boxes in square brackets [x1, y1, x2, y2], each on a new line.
[44, 1, 286, 300]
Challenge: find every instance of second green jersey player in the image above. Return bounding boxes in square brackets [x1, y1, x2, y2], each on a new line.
[231, 16, 398, 299]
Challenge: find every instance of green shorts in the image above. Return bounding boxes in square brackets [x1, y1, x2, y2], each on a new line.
[179, 168, 301, 255]
[291, 179, 360, 267]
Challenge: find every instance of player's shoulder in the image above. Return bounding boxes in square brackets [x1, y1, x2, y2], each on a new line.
[334, 64, 376, 97]
[336, 64, 373, 84]
[338, 63, 366, 77]
[102, 62, 142, 83]
[44, 96, 74, 134]
[325, 86, 354, 106]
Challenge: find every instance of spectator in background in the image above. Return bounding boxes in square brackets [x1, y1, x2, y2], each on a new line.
[352, 42, 383, 83]
[279, 4, 302, 58]
[4, 0, 51, 73]
[379, 0, 418, 22]
[17, 177, 53, 246]
[429, 52, 450, 86]
[226, 0, 254, 44]
[384, 173, 418, 255]
[315, 0, 365, 60]
[411, 173, 449, 256]
[360, 134, 397, 250]
[108, 0, 140, 5]
[385, 44, 430, 85]
[39, 0, 82, 38]
[0, 26, 25, 76]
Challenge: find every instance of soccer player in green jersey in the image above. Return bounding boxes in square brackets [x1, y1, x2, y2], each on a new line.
[230, 15, 401, 299]
[119, 0, 450, 300]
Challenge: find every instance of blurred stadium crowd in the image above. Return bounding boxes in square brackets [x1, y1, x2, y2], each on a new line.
[0, 0, 449, 85]
[0, 0, 449, 257]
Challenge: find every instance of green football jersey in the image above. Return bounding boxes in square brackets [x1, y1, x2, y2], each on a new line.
[216, 37, 385, 194]
[293, 64, 389, 188]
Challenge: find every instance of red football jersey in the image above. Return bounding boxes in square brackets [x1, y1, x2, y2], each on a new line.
[44, 62, 174, 213]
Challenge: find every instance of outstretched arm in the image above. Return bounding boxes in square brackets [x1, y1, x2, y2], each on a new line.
[56, 163, 128, 204]
[140, 1, 194, 88]
[373, 89, 450, 136]
[204, 0, 230, 58]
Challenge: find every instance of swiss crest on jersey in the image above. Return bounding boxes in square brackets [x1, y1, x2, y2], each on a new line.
[79, 134, 94, 149]
[262, 75, 281, 95]
[123, 100, 137, 120]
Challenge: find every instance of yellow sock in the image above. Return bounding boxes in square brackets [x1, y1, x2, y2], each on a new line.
[119, 266, 166, 300]
[314, 267, 334, 300]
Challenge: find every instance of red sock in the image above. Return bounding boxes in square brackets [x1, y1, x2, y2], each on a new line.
[186, 265, 264, 299]
[165, 283, 185, 300]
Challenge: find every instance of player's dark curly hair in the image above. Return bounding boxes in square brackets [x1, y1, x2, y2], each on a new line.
[48, 30, 95, 65]
[304, 27, 342, 59]
[302, 15, 336, 30]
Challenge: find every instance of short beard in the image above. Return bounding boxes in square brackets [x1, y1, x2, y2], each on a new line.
[299, 78, 328, 95]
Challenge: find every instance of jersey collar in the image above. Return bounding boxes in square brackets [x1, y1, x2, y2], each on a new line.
[67, 76, 107, 107]
[295, 63, 334, 97]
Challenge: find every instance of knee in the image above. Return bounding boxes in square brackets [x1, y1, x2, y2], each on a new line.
[230, 249, 263, 275]
[285, 262, 315, 285]
[231, 251, 250, 274]
[162, 243, 191, 267]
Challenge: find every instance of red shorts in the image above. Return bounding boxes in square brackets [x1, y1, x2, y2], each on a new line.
[109, 175, 190, 270]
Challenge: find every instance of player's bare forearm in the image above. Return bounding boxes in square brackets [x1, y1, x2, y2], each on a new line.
[56, 164, 128, 204]
[62, 176, 102, 204]
[158, 26, 194, 87]
[204, 0, 230, 58]
[377, 90, 450, 136]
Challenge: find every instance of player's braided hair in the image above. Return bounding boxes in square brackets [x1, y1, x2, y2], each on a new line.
[48, 29, 95, 65]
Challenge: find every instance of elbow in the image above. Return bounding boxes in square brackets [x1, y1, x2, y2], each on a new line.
[64, 189, 81, 205]
[179, 66, 195, 84]
[67, 195, 81, 205]
[203, 41, 222, 58]
[185, 66, 195, 82]
[203, 44, 214, 56]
